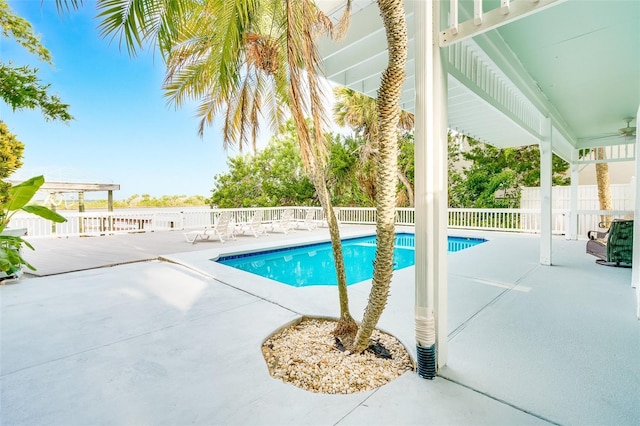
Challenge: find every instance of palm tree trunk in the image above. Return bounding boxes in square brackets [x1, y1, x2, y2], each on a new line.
[284, 0, 356, 335]
[595, 147, 613, 227]
[351, 0, 407, 353]
[311, 168, 357, 336]
[397, 169, 414, 207]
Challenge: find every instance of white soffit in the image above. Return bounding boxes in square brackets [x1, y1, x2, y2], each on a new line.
[318, 0, 638, 160]
[318, 1, 543, 150]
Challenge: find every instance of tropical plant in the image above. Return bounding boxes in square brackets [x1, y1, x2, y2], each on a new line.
[587, 148, 613, 226]
[333, 86, 415, 206]
[57, 0, 412, 354]
[1, 2, 72, 278]
[56, 0, 359, 336]
[350, 0, 408, 352]
[0, 122, 24, 208]
[0, 176, 66, 276]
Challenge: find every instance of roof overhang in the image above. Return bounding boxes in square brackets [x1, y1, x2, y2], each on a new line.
[318, 0, 640, 163]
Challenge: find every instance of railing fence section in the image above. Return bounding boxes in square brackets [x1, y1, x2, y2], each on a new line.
[7, 206, 634, 239]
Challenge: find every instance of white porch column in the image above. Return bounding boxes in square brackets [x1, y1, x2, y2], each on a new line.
[632, 106, 640, 319]
[540, 118, 553, 265]
[414, 0, 449, 373]
[569, 149, 579, 240]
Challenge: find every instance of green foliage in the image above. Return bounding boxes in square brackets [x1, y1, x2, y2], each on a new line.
[0, 122, 24, 179]
[448, 136, 571, 208]
[0, 1, 52, 62]
[0, 176, 67, 275]
[208, 123, 391, 209]
[56, 194, 209, 210]
[397, 132, 415, 206]
[121, 194, 208, 208]
[0, 1, 73, 122]
[327, 134, 375, 207]
[0, 122, 24, 208]
[209, 134, 316, 208]
[0, 64, 73, 121]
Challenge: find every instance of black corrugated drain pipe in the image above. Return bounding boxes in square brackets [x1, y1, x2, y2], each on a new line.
[416, 344, 437, 379]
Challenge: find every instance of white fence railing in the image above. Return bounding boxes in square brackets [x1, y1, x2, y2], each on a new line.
[7, 206, 633, 239]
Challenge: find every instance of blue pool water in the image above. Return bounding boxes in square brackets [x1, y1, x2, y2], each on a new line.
[217, 233, 485, 287]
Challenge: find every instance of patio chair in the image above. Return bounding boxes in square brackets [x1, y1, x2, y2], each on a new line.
[267, 208, 295, 234]
[299, 208, 319, 231]
[184, 210, 236, 244]
[235, 209, 266, 238]
[586, 219, 633, 267]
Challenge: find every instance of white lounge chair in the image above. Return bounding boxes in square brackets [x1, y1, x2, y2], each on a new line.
[300, 208, 319, 231]
[235, 209, 266, 237]
[267, 208, 295, 234]
[321, 207, 341, 227]
[184, 211, 235, 244]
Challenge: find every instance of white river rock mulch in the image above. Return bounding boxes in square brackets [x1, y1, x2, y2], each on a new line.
[261, 317, 415, 394]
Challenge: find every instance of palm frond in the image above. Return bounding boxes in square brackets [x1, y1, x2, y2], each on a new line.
[53, 0, 84, 14]
[96, 0, 190, 56]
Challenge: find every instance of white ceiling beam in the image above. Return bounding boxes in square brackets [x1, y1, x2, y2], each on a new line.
[440, 0, 568, 47]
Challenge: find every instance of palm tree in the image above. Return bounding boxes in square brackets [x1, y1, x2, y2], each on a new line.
[333, 86, 415, 206]
[580, 147, 613, 226]
[56, 0, 410, 353]
[350, 0, 407, 352]
[595, 148, 613, 226]
[56, 0, 359, 335]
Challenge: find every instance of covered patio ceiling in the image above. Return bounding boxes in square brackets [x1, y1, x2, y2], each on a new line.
[317, 0, 640, 162]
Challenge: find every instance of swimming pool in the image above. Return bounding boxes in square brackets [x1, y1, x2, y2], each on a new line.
[216, 233, 486, 287]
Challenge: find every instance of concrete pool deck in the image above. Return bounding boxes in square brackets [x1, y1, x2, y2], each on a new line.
[1, 226, 639, 425]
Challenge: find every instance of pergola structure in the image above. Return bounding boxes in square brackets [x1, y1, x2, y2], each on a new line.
[36, 182, 120, 212]
[317, 0, 639, 374]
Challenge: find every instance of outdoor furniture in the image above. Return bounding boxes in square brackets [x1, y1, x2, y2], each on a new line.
[299, 209, 319, 231]
[184, 211, 235, 244]
[235, 210, 266, 238]
[266, 209, 295, 234]
[586, 219, 633, 267]
[320, 207, 341, 228]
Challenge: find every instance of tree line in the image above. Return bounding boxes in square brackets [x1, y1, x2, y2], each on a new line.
[208, 118, 570, 210]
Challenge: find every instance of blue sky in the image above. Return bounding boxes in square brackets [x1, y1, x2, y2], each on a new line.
[3, 1, 252, 200]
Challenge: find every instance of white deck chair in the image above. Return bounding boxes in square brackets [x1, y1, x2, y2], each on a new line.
[235, 209, 266, 237]
[184, 210, 235, 244]
[267, 208, 295, 234]
[300, 208, 319, 231]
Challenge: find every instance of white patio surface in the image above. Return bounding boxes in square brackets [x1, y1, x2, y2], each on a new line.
[1, 226, 638, 425]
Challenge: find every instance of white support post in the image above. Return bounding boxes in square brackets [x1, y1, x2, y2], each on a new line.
[450, 0, 459, 34]
[540, 118, 553, 265]
[632, 106, 640, 319]
[415, 0, 449, 374]
[569, 149, 579, 240]
[501, 0, 511, 14]
[474, 0, 483, 25]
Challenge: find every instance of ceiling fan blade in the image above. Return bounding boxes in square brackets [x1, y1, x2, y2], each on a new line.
[584, 133, 620, 141]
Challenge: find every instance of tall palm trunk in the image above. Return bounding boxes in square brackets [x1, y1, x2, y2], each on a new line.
[351, 0, 407, 353]
[313, 168, 357, 336]
[285, 0, 356, 334]
[595, 147, 613, 226]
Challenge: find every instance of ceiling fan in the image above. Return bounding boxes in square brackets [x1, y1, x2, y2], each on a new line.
[618, 117, 637, 138]
[584, 118, 637, 142]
